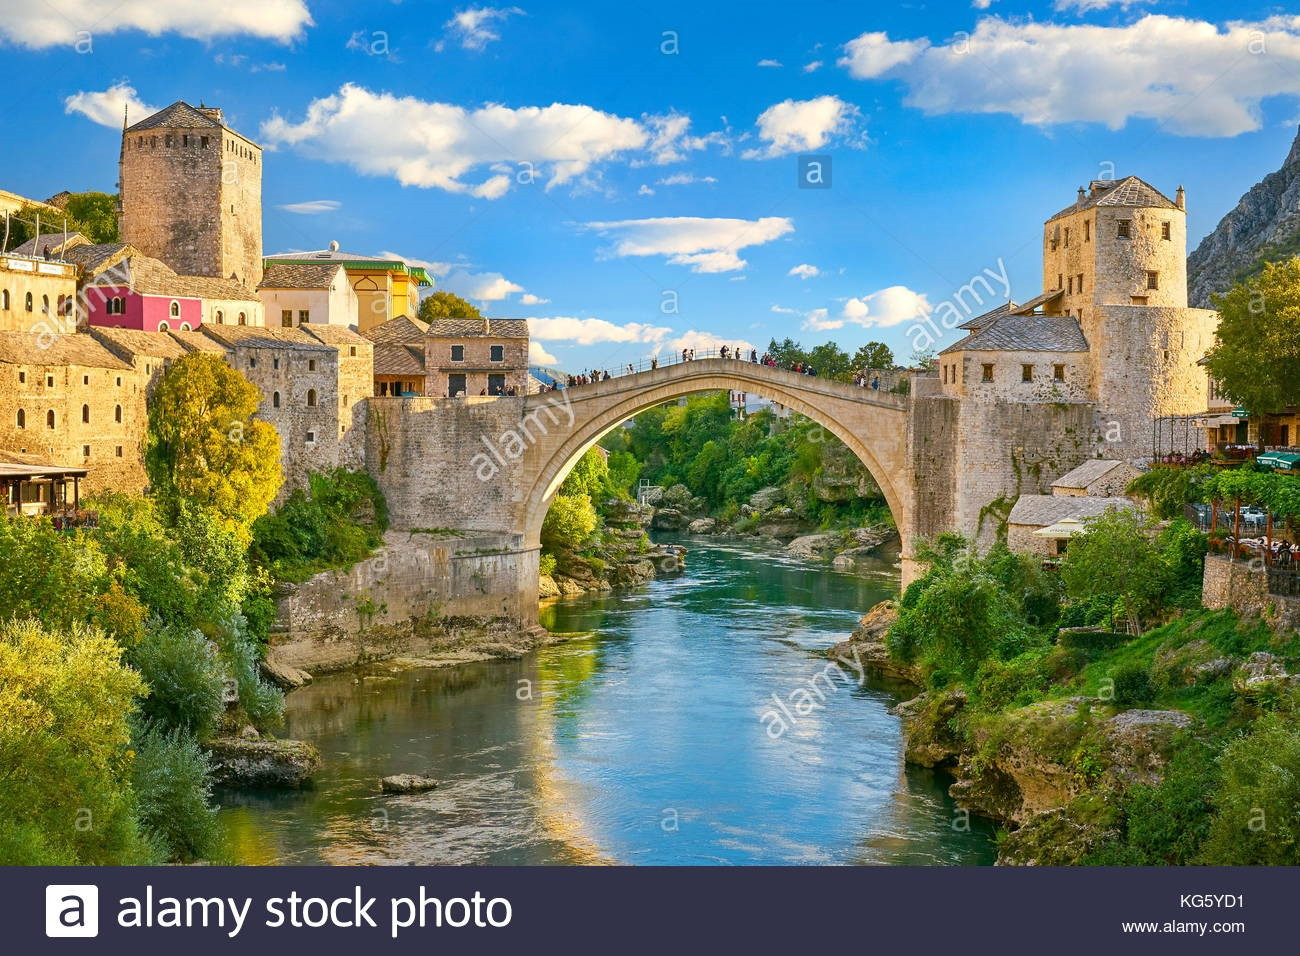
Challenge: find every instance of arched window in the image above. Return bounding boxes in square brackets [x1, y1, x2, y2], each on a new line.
[179, 322, 191, 331]
[41, 295, 49, 314]
[114, 405, 122, 423]
[157, 320, 170, 332]
[81, 404, 90, 424]
[16, 409, 24, 429]
[272, 391, 281, 409]
[108, 296, 124, 315]
[0, 289, 8, 309]
[238, 312, 247, 325]
[169, 300, 180, 317]
[214, 310, 224, 324]
[46, 410, 55, 429]
[25, 292, 33, 312]
[306, 389, 317, 407]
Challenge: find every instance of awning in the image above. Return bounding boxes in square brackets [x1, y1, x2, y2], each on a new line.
[1032, 517, 1088, 538]
[1257, 452, 1300, 471]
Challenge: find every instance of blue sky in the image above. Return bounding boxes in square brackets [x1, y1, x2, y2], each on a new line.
[3, 0, 1300, 370]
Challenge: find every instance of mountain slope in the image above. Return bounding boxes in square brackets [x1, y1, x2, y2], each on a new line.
[1187, 128, 1300, 307]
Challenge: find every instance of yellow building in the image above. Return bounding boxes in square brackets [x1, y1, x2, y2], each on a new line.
[263, 242, 432, 333]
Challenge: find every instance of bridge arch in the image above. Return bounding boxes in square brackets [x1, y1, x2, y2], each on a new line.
[520, 359, 913, 553]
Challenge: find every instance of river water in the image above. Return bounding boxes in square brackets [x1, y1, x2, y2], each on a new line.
[219, 537, 995, 865]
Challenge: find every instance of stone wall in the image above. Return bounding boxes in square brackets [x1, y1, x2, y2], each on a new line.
[0, 258, 78, 334]
[425, 335, 530, 397]
[267, 530, 539, 671]
[1202, 554, 1300, 632]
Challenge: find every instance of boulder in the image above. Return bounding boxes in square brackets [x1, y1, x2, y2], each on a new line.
[1102, 709, 1195, 787]
[260, 659, 313, 690]
[753, 508, 807, 540]
[380, 773, 439, 794]
[1233, 651, 1300, 695]
[894, 689, 968, 768]
[205, 738, 321, 789]
[786, 533, 838, 560]
[538, 574, 561, 599]
[749, 486, 785, 511]
[687, 517, 717, 534]
[651, 508, 688, 531]
[831, 554, 854, 571]
[826, 600, 921, 684]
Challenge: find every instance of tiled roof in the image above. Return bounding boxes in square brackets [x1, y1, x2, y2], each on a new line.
[1008, 494, 1135, 527]
[299, 324, 370, 348]
[258, 263, 343, 290]
[373, 343, 427, 376]
[9, 233, 89, 258]
[64, 243, 136, 277]
[126, 102, 222, 132]
[0, 331, 132, 369]
[200, 325, 334, 352]
[1048, 176, 1180, 222]
[1051, 459, 1131, 490]
[427, 317, 529, 338]
[940, 313, 1089, 354]
[363, 316, 430, 345]
[85, 254, 259, 302]
[1008, 289, 1065, 316]
[958, 301, 1017, 331]
[265, 248, 395, 264]
[89, 327, 191, 362]
[168, 331, 227, 354]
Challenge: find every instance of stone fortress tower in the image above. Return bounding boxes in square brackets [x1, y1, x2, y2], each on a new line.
[118, 102, 263, 289]
[1040, 177, 1218, 458]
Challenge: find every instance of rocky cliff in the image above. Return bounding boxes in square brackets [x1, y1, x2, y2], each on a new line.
[1188, 127, 1300, 307]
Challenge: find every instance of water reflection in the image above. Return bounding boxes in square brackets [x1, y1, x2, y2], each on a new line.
[220, 537, 995, 865]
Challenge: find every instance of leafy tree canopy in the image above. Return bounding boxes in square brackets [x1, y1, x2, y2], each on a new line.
[1205, 258, 1300, 415]
[2, 193, 119, 250]
[852, 341, 895, 370]
[418, 290, 483, 322]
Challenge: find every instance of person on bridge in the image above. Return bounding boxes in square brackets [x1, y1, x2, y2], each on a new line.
[750, 349, 758, 363]
[720, 345, 730, 359]
[872, 377, 880, 390]
[651, 357, 658, 369]
[627, 363, 635, 375]
[682, 348, 689, 362]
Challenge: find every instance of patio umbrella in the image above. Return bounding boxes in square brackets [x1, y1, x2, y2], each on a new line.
[1032, 517, 1088, 538]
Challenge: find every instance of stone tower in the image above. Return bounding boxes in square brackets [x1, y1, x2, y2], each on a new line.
[1040, 177, 1216, 458]
[118, 101, 263, 289]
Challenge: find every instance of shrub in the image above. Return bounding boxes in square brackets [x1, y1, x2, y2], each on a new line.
[219, 624, 284, 732]
[128, 622, 225, 737]
[973, 651, 1051, 712]
[1111, 663, 1155, 707]
[131, 723, 220, 862]
[1200, 712, 1300, 864]
[538, 553, 557, 577]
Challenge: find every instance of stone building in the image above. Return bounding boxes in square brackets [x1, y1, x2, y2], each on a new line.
[363, 315, 431, 397]
[1006, 495, 1134, 558]
[262, 244, 432, 333]
[258, 263, 359, 329]
[0, 331, 147, 493]
[1050, 459, 1142, 498]
[119, 102, 263, 289]
[426, 317, 530, 397]
[296, 323, 373, 469]
[0, 249, 78, 334]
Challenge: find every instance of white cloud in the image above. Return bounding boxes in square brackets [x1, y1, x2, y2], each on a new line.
[0, 0, 311, 48]
[656, 173, 717, 186]
[638, 184, 655, 196]
[788, 263, 820, 279]
[581, 216, 794, 273]
[520, 293, 549, 305]
[775, 285, 930, 333]
[1055, 0, 1149, 11]
[839, 15, 1300, 137]
[803, 60, 824, 73]
[528, 316, 671, 345]
[529, 341, 559, 365]
[639, 111, 730, 165]
[972, 0, 995, 9]
[64, 83, 158, 128]
[757, 58, 783, 67]
[262, 84, 651, 196]
[441, 270, 525, 301]
[742, 95, 861, 159]
[277, 200, 340, 214]
[441, 6, 524, 52]
[383, 252, 458, 278]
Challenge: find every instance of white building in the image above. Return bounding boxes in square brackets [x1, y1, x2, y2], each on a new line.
[258, 263, 359, 330]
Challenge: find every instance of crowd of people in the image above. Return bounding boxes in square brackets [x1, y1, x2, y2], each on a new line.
[1158, 449, 1212, 466]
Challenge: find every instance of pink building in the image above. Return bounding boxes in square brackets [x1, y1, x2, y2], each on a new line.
[81, 251, 262, 331]
[85, 283, 202, 332]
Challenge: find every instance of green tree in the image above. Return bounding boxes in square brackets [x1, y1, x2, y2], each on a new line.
[0, 620, 151, 864]
[808, 342, 853, 380]
[1200, 712, 1300, 865]
[418, 290, 483, 321]
[852, 342, 895, 370]
[541, 494, 598, 552]
[1060, 509, 1169, 633]
[62, 192, 120, 243]
[1204, 258, 1300, 416]
[146, 353, 282, 536]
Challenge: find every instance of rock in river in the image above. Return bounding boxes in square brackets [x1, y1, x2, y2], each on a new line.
[205, 738, 321, 789]
[381, 773, 440, 794]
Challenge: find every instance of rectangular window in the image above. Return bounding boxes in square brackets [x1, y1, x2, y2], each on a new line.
[490, 344, 505, 362]
[82, 445, 90, 457]
[1067, 276, 1073, 294]
[305, 431, 316, 444]
[115, 446, 123, 457]
[1161, 221, 1171, 240]
[299, 310, 310, 324]
[1117, 219, 1132, 238]
[1077, 273, 1084, 294]
[200, 136, 209, 148]
[448, 373, 467, 397]
[349, 346, 357, 357]
[249, 358, 256, 369]
[451, 345, 465, 362]
[942, 365, 948, 385]
[1021, 364, 1033, 382]
[1058, 274, 1063, 290]
[308, 359, 317, 371]
[46, 375, 54, 387]
[488, 373, 506, 395]
[1063, 227, 1070, 247]
[1130, 295, 1149, 305]
[83, 375, 89, 385]
[1053, 364, 1066, 382]
[1147, 271, 1159, 290]
[281, 309, 293, 327]
[1084, 220, 1090, 242]
[182, 135, 189, 147]
[18, 371, 25, 383]
[273, 357, 280, 370]
[981, 364, 994, 383]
